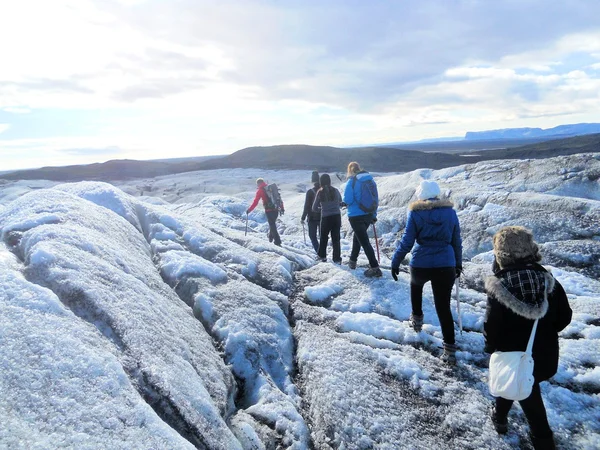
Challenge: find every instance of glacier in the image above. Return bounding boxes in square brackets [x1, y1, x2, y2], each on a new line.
[1, 153, 599, 449]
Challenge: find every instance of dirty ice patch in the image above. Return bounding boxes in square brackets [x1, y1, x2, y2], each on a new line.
[304, 283, 344, 304]
[159, 250, 228, 284]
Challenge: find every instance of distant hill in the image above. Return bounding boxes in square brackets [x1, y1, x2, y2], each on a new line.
[0, 159, 181, 182]
[465, 122, 600, 140]
[195, 145, 469, 172]
[2, 134, 600, 181]
[191, 133, 600, 172]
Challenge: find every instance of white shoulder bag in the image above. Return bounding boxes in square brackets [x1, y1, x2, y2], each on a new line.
[488, 319, 538, 401]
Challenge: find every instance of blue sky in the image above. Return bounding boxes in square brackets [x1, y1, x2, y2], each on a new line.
[2, 0, 600, 171]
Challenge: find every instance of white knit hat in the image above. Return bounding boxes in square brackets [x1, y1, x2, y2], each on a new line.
[416, 180, 440, 200]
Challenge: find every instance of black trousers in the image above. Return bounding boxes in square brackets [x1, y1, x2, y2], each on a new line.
[266, 210, 281, 246]
[410, 266, 456, 345]
[308, 219, 320, 252]
[318, 214, 341, 262]
[349, 214, 378, 267]
[495, 382, 553, 439]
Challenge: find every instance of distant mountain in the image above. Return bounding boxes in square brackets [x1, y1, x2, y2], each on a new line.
[2, 134, 600, 181]
[465, 122, 600, 140]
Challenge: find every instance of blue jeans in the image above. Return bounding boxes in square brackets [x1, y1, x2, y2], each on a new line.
[308, 219, 320, 252]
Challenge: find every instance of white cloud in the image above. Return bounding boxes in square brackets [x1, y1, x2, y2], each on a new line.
[2, 0, 600, 170]
[2, 107, 31, 114]
[0, 124, 10, 134]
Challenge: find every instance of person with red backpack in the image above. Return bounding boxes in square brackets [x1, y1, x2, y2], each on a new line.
[246, 178, 284, 247]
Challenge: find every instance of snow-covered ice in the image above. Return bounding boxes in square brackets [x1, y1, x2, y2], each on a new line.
[1, 154, 599, 449]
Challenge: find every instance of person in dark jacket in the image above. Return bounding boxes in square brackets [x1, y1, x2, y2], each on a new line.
[301, 171, 321, 252]
[246, 178, 284, 247]
[484, 226, 572, 450]
[391, 180, 462, 364]
[343, 161, 381, 278]
[312, 173, 342, 264]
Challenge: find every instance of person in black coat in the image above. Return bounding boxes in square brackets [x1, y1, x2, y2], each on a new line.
[301, 171, 321, 252]
[484, 226, 572, 450]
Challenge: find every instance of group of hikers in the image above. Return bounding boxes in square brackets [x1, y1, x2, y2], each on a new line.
[246, 161, 572, 450]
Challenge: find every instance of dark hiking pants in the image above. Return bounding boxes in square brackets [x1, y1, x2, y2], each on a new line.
[495, 382, 553, 440]
[318, 214, 341, 262]
[410, 266, 456, 345]
[266, 210, 281, 246]
[349, 214, 378, 268]
[308, 219, 320, 252]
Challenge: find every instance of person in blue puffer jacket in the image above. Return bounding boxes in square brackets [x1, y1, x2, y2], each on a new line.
[343, 161, 382, 278]
[391, 180, 463, 364]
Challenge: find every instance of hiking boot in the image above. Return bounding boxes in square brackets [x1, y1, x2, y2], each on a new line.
[346, 259, 357, 270]
[490, 407, 508, 435]
[441, 342, 457, 365]
[364, 266, 382, 278]
[531, 433, 555, 450]
[268, 232, 273, 243]
[333, 259, 342, 265]
[410, 313, 424, 332]
[315, 255, 326, 262]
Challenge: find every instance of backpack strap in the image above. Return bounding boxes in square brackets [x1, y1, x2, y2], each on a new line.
[525, 319, 539, 355]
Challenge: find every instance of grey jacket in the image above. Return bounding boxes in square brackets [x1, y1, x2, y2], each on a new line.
[313, 187, 342, 218]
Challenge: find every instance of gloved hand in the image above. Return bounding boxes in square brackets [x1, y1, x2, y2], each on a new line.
[391, 267, 400, 281]
[372, 217, 377, 224]
[300, 218, 305, 224]
[455, 266, 462, 278]
[246, 209, 250, 215]
[340, 202, 347, 208]
[279, 209, 285, 216]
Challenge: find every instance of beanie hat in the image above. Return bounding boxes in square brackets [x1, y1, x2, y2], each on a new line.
[320, 173, 331, 187]
[311, 171, 320, 183]
[493, 226, 542, 268]
[256, 178, 264, 185]
[416, 180, 440, 200]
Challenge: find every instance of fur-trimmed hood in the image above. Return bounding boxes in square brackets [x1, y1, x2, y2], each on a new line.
[409, 198, 454, 211]
[485, 269, 555, 320]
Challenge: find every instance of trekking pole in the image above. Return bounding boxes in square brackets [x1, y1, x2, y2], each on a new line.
[372, 223, 380, 264]
[301, 221, 307, 245]
[245, 212, 248, 236]
[455, 278, 463, 335]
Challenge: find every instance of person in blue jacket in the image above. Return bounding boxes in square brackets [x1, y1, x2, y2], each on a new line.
[391, 180, 462, 364]
[343, 161, 382, 278]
